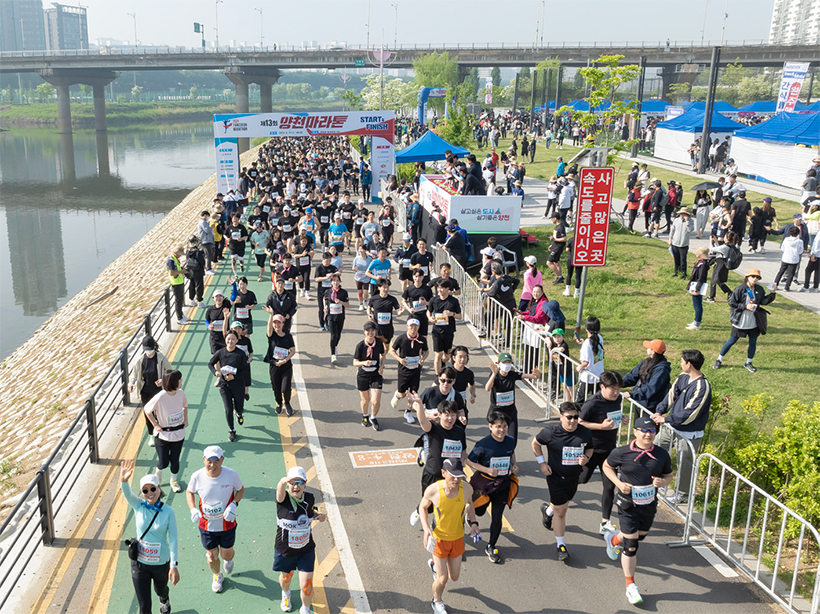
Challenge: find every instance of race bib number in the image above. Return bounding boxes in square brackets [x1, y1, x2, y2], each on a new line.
[420, 266, 428, 276]
[402, 258, 411, 267]
[299, 256, 310, 267]
[236, 307, 250, 319]
[167, 411, 184, 427]
[202, 502, 224, 521]
[354, 272, 367, 282]
[220, 365, 237, 376]
[441, 439, 462, 458]
[561, 446, 585, 466]
[405, 355, 420, 369]
[376, 312, 391, 325]
[273, 346, 289, 360]
[236, 343, 249, 356]
[137, 540, 161, 564]
[331, 233, 343, 243]
[365, 227, 375, 239]
[211, 320, 224, 331]
[382, 219, 391, 227]
[270, 217, 279, 226]
[288, 529, 310, 549]
[282, 224, 292, 232]
[329, 303, 343, 315]
[343, 212, 352, 219]
[322, 280, 332, 288]
[356, 217, 365, 225]
[495, 391, 514, 407]
[231, 232, 241, 240]
[434, 313, 449, 326]
[413, 301, 426, 312]
[320, 216, 329, 224]
[490, 456, 511, 476]
[631, 484, 656, 506]
[263, 205, 271, 212]
[607, 410, 623, 430]
[284, 280, 294, 290]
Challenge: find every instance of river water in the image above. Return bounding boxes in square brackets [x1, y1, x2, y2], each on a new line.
[0, 123, 216, 359]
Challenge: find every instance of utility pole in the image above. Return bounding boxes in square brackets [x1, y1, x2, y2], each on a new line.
[391, 3, 398, 50]
[631, 56, 646, 157]
[127, 12, 137, 86]
[366, 0, 371, 49]
[698, 46, 721, 174]
[720, 0, 728, 45]
[254, 7, 263, 47]
[700, 0, 710, 46]
[215, 0, 222, 50]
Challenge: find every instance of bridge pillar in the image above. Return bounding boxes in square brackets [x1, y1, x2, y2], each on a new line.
[224, 67, 281, 154]
[92, 84, 110, 176]
[55, 84, 76, 181]
[234, 82, 250, 153]
[260, 83, 272, 113]
[660, 65, 701, 101]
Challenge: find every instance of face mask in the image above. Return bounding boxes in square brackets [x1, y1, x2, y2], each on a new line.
[145, 350, 156, 357]
[499, 362, 513, 374]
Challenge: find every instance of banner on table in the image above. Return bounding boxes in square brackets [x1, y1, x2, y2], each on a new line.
[418, 175, 520, 233]
[776, 62, 810, 114]
[574, 167, 614, 267]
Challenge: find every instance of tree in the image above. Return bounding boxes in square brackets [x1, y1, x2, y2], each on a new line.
[35, 82, 55, 103]
[491, 66, 502, 87]
[339, 89, 364, 111]
[189, 86, 199, 100]
[463, 67, 480, 101]
[360, 74, 417, 114]
[131, 85, 143, 101]
[413, 51, 459, 112]
[535, 57, 562, 93]
[668, 82, 691, 104]
[519, 66, 531, 80]
[432, 82, 474, 149]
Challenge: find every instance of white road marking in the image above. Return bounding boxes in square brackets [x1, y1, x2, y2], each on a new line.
[693, 544, 739, 578]
[291, 313, 373, 614]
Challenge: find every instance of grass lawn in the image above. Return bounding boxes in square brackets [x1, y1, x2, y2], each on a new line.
[517, 224, 820, 435]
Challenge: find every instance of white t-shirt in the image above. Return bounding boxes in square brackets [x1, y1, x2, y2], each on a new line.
[144, 390, 187, 442]
[188, 466, 244, 532]
[579, 334, 605, 383]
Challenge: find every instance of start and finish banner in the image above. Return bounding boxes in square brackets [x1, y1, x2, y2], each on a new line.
[212, 111, 395, 194]
[776, 62, 810, 114]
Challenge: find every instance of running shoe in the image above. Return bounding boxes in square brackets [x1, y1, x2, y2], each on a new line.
[604, 530, 620, 560]
[428, 558, 437, 580]
[197, 301, 207, 308]
[557, 544, 569, 561]
[485, 544, 502, 564]
[190, 299, 198, 307]
[371, 417, 381, 431]
[358, 304, 365, 311]
[562, 287, 571, 297]
[744, 362, 757, 373]
[712, 359, 722, 370]
[275, 404, 283, 414]
[280, 589, 292, 612]
[404, 409, 416, 424]
[205, 270, 216, 276]
[685, 322, 700, 331]
[212, 572, 224, 593]
[171, 480, 182, 493]
[228, 430, 237, 442]
[390, 391, 400, 409]
[540, 502, 553, 531]
[599, 520, 617, 535]
[331, 354, 337, 364]
[285, 404, 295, 417]
[362, 415, 371, 428]
[626, 583, 643, 605]
[159, 598, 171, 614]
[224, 559, 234, 575]
[704, 297, 716, 302]
[299, 606, 311, 614]
[410, 509, 420, 526]
[237, 412, 244, 425]
[431, 599, 447, 614]
[573, 289, 579, 298]
[240, 262, 245, 272]
[148, 436, 155, 448]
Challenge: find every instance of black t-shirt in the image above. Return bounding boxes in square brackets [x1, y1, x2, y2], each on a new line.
[324, 287, 349, 319]
[550, 222, 566, 252]
[490, 370, 522, 413]
[266, 331, 295, 364]
[317, 206, 335, 228]
[429, 276, 461, 293]
[732, 200, 751, 228]
[606, 443, 673, 507]
[209, 347, 249, 382]
[453, 367, 475, 398]
[278, 214, 297, 236]
[275, 491, 316, 557]
[535, 424, 593, 479]
[205, 302, 232, 338]
[391, 333, 428, 371]
[579, 391, 623, 453]
[403, 284, 433, 318]
[265, 291, 296, 319]
[226, 224, 248, 254]
[368, 295, 400, 328]
[425, 421, 467, 475]
[468, 434, 517, 477]
[233, 290, 257, 322]
[276, 265, 301, 293]
[314, 264, 338, 294]
[233, 334, 254, 359]
[428, 295, 461, 335]
[354, 339, 385, 374]
[420, 385, 466, 415]
[410, 252, 435, 280]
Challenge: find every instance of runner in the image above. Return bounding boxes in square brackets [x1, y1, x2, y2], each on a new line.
[226, 213, 249, 276]
[485, 352, 540, 443]
[531, 402, 593, 561]
[323, 273, 350, 364]
[366, 246, 393, 297]
[388, 319, 429, 417]
[250, 221, 270, 282]
[119, 460, 179, 614]
[451, 346, 476, 416]
[328, 212, 349, 253]
[603, 416, 674, 606]
[264, 277, 298, 335]
[395, 232, 418, 292]
[263, 314, 296, 416]
[428, 280, 462, 375]
[204, 290, 232, 354]
[207, 330, 249, 442]
[230, 276, 257, 336]
[367, 279, 402, 345]
[292, 233, 315, 300]
[402, 268, 433, 338]
[314, 251, 339, 332]
[466, 411, 518, 564]
[360, 210, 381, 248]
[143, 369, 188, 493]
[410, 238, 435, 284]
[353, 199, 370, 251]
[419, 367, 468, 426]
[352, 322, 387, 430]
[128, 335, 172, 449]
[275, 253, 303, 301]
[274, 466, 327, 614]
[578, 371, 624, 534]
[430, 263, 462, 297]
[186, 445, 244, 594]
[224, 320, 253, 402]
[418, 458, 480, 614]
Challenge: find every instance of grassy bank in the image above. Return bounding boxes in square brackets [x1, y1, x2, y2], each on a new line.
[517, 224, 820, 434]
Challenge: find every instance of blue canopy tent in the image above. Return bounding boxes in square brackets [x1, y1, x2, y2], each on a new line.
[564, 99, 611, 112]
[679, 100, 738, 115]
[737, 100, 812, 114]
[654, 108, 744, 165]
[731, 112, 820, 188]
[394, 130, 470, 164]
[640, 100, 670, 114]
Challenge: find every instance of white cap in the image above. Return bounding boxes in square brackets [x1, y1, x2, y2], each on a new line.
[213, 288, 224, 297]
[524, 255, 537, 265]
[139, 474, 160, 489]
[481, 247, 495, 257]
[287, 466, 307, 482]
[203, 445, 224, 460]
[358, 198, 365, 204]
[407, 318, 420, 326]
[403, 233, 412, 241]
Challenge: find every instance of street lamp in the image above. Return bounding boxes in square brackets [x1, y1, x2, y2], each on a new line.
[254, 7, 263, 47]
[391, 3, 398, 50]
[215, 0, 222, 50]
[366, 0, 370, 49]
[127, 12, 137, 86]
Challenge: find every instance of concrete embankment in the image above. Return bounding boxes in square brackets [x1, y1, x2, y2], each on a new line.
[0, 147, 256, 511]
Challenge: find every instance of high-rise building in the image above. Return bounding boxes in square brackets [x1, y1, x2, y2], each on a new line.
[0, 0, 47, 52]
[769, 0, 820, 45]
[43, 2, 88, 51]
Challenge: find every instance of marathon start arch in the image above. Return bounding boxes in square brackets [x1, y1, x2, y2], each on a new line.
[213, 110, 395, 194]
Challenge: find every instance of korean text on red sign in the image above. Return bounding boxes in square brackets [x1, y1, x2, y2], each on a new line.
[573, 167, 614, 267]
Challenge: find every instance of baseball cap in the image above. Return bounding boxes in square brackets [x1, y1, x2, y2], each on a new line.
[524, 255, 537, 266]
[212, 288, 224, 298]
[305, 207, 313, 214]
[446, 224, 456, 232]
[254, 220, 262, 227]
[287, 466, 307, 482]
[481, 246, 495, 257]
[407, 318, 420, 326]
[230, 321, 245, 330]
[762, 197, 772, 203]
[403, 233, 412, 241]
[334, 212, 341, 218]
[634, 416, 656, 430]
[551, 328, 565, 336]
[642, 339, 666, 354]
[793, 212, 802, 219]
[442, 458, 466, 478]
[142, 334, 156, 351]
[139, 474, 161, 490]
[498, 352, 513, 363]
[272, 314, 285, 323]
[358, 198, 365, 204]
[204, 445, 224, 461]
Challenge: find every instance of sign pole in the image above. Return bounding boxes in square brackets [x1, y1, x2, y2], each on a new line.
[574, 266, 589, 342]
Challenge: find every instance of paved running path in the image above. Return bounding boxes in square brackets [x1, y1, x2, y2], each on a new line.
[26, 248, 783, 614]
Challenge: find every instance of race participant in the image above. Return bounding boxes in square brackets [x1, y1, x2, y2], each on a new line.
[263, 314, 296, 416]
[274, 466, 328, 614]
[367, 279, 403, 345]
[314, 251, 339, 332]
[428, 280, 462, 375]
[264, 277, 298, 335]
[418, 459, 480, 614]
[275, 253, 303, 301]
[128, 335, 172, 449]
[485, 352, 539, 443]
[338, 192, 356, 240]
[395, 232, 418, 292]
[578, 371, 624, 534]
[379, 203, 395, 248]
[603, 416, 674, 606]
[186, 446, 244, 594]
[328, 212, 349, 253]
[531, 402, 593, 561]
[366, 246, 393, 296]
[419, 367, 467, 426]
[547, 211, 567, 284]
[410, 238, 435, 284]
[360, 210, 380, 248]
[225, 213, 249, 276]
[230, 276, 257, 335]
[298, 207, 318, 244]
[353, 199, 370, 251]
[119, 460, 179, 614]
[352, 322, 387, 430]
[143, 369, 188, 493]
[388, 319, 429, 417]
[430, 263, 462, 296]
[250, 220, 270, 282]
[351, 246, 373, 310]
[316, 200, 335, 246]
[291, 233, 315, 300]
[451, 346, 476, 413]
[278, 205, 298, 242]
[402, 268, 433, 338]
[466, 411, 518, 564]
[223, 320, 253, 403]
[323, 273, 350, 364]
[207, 330, 249, 442]
[204, 289, 232, 355]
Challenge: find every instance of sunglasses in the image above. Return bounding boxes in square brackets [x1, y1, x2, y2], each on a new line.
[289, 480, 306, 486]
[563, 415, 580, 421]
[637, 428, 657, 434]
[440, 378, 454, 384]
[142, 486, 157, 494]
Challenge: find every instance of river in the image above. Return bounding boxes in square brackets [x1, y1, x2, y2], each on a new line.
[0, 123, 216, 359]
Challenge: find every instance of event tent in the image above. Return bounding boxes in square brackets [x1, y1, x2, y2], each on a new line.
[679, 100, 739, 115]
[564, 99, 611, 112]
[653, 109, 745, 165]
[730, 112, 820, 189]
[640, 100, 670, 114]
[394, 130, 470, 164]
[737, 101, 814, 115]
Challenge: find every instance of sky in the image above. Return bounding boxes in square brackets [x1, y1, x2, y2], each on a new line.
[84, 0, 775, 49]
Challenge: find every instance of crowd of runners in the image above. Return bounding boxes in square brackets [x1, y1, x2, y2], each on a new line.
[120, 132, 742, 614]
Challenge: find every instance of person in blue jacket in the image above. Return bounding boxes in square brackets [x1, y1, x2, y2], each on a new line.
[120, 459, 179, 614]
[621, 339, 672, 411]
[361, 164, 373, 203]
[556, 156, 566, 177]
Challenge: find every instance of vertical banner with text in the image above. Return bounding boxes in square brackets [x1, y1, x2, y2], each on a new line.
[776, 62, 810, 114]
[574, 167, 614, 267]
[215, 138, 240, 195]
[370, 136, 395, 190]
